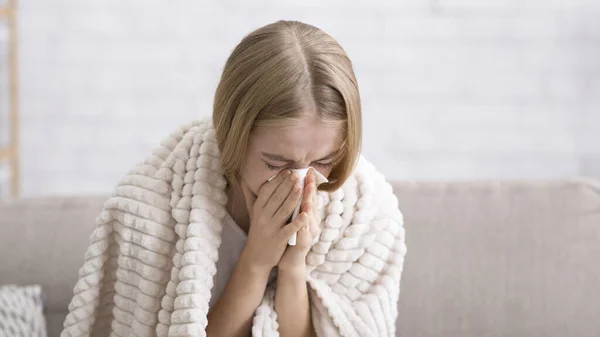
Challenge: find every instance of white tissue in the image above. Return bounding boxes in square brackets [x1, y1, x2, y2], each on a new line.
[268, 167, 329, 245]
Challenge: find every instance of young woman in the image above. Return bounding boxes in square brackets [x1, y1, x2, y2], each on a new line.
[62, 20, 406, 337]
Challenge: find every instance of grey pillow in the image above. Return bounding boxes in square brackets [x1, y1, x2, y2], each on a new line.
[0, 285, 47, 337]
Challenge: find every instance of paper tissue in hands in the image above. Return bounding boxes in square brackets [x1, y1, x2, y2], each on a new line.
[269, 167, 329, 245]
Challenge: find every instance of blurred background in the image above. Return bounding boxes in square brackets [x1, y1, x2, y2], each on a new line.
[0, 0, 599, 198]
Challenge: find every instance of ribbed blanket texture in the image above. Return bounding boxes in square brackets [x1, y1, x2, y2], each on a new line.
[61, 118, 407, 337]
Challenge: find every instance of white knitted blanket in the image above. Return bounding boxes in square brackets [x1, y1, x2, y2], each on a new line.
[61, 117, 406, 337]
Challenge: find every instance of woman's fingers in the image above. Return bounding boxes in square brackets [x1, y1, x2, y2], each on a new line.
[280, 212, 309, 241]
[303, 182, 315, 205]
[301, 169, 316, 214]
[273, 182, 302, 225]
[255, 169, 291, 208]
[264, 172, 299, 217]
[304, 169, 321, 239]
[300, 193, 321, 240]
[306, 167, 316, 184]
[300, 189, 313, 221]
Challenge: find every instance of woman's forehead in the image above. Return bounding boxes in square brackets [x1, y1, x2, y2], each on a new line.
[250, 122, 342, 159]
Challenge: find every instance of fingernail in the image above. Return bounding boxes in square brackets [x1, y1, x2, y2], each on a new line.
[300, 213, 308, 220]
[284, 170, 291, 176]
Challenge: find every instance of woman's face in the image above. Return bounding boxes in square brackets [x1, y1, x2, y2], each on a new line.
[240, 116, 342, 198]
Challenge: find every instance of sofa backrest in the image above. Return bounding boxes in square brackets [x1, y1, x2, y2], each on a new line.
[393, 179, 600, 337]
[0, 196, 105, 336]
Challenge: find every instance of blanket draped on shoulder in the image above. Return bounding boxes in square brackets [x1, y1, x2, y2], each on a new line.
[61, 117, 407, 337]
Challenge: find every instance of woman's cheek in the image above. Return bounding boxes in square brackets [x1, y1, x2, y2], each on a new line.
[252, 172, 273, 196]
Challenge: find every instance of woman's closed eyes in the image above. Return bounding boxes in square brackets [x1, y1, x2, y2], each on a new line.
[264, 161, 333, 171]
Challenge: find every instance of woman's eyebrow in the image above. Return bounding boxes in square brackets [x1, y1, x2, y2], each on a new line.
[261, 151, 338, 162]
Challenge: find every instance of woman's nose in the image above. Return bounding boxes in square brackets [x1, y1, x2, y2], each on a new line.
[291, 161, 312, 170]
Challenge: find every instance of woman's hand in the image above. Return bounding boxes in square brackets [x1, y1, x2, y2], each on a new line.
[240, 169, 310, 271]
[279, 168, 321, 272]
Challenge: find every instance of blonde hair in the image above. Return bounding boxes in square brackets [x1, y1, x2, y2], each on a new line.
[213, 20, 362, 192]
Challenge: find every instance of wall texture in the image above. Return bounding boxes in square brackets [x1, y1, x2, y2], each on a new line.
[16, 0, 600, 196]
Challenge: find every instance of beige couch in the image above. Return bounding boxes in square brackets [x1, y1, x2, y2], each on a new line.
[1, 179, 599, 337]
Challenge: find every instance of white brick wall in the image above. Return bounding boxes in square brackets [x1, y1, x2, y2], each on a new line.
[14, 0, 600, 196]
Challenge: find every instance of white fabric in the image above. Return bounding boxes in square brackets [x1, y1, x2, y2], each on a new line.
[0, 285, 47, 337]
[208, 212, 278, 312]
[61, 117, 407, 337]
[208, 211, 247, 311]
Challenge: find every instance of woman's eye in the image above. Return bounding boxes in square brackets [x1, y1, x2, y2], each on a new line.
[313, 162, 333, 169]
[266, 163, 284, 171]
[266, 162, 332, 170]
